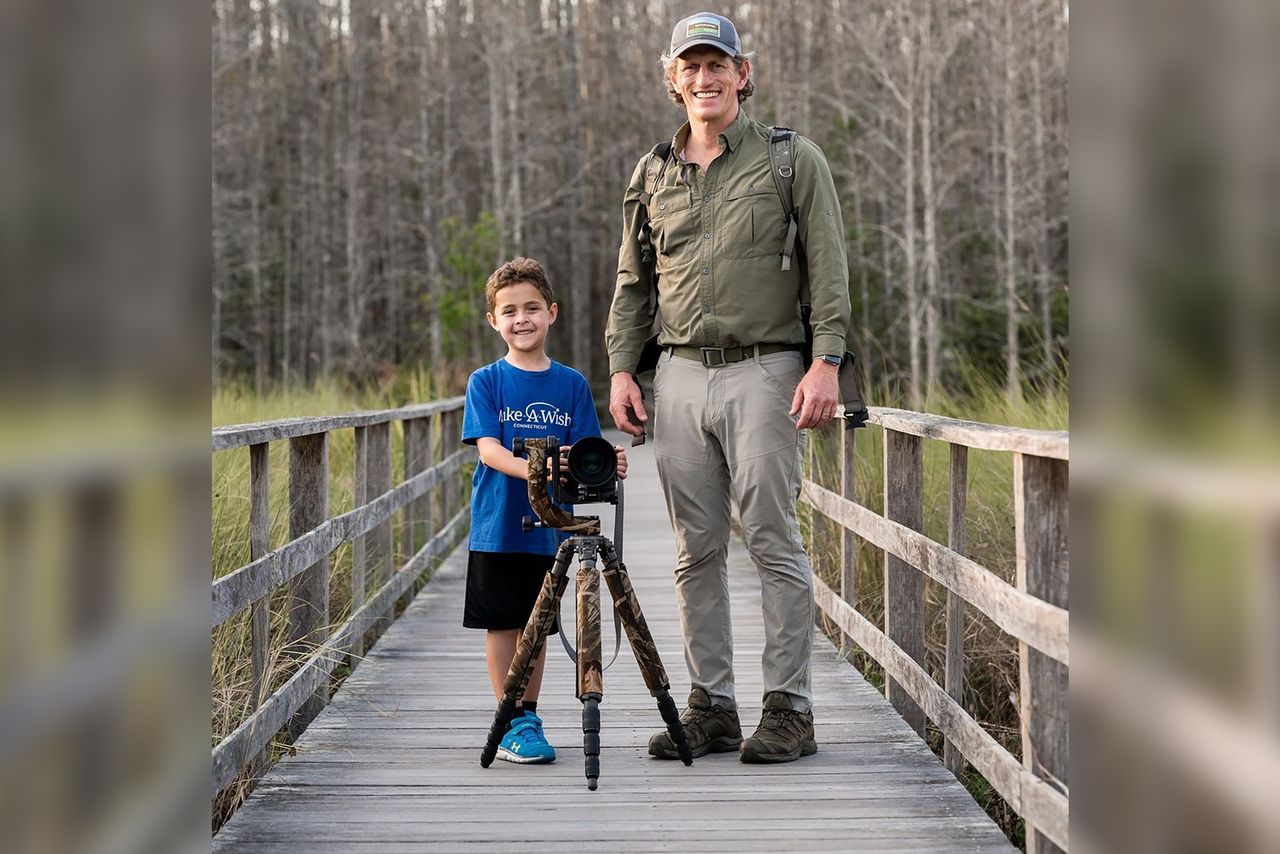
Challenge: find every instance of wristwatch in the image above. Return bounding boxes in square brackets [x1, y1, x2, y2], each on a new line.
[820, 354, 843, 367]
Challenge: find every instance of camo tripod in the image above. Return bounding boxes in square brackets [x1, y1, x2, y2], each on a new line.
[478, 533, 693, 789]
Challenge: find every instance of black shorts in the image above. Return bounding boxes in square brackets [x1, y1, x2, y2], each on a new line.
[463, 550, 560, 634]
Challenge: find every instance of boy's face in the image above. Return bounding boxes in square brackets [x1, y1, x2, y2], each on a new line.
[487, 281, 557, 356]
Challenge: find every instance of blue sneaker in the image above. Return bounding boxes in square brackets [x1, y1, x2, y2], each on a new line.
[497, 711, 556, 764]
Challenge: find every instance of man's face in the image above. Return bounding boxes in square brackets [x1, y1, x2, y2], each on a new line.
[671, 46, 749, 126]
[487, 281, 557, 355]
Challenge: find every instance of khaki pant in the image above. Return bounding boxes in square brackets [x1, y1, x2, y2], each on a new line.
[652, 348, 813, 712]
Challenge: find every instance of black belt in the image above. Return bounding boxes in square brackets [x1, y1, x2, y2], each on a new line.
[668, 343, 802, 368]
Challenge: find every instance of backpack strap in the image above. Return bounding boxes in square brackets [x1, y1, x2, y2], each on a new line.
[767, 126, 800, 274]
[638, 140, 674, 266]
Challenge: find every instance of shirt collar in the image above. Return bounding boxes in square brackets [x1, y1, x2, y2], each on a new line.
[672, 109, 750, 160]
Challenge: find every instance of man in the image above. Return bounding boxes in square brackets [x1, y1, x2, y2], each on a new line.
[605, 11, 850, 764]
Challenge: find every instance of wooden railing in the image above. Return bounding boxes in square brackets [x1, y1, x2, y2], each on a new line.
[210, 398, 472, 796]
[804, 406, 1069, 853]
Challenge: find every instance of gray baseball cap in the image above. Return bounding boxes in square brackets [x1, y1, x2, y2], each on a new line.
[668, 12, 742, 58]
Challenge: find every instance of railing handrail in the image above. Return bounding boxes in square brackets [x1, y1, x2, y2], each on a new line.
[212, 397, 466, 450]
[853, 405, 1069, 460]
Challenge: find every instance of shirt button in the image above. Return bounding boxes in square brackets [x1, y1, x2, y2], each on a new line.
[703, 195, 710, 202]
[702, 267, 710, 275]
[659, 203, 666, 210]
[703, 232, 710, 239]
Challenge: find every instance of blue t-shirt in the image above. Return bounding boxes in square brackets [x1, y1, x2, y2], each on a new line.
[462, 358, 602, 555]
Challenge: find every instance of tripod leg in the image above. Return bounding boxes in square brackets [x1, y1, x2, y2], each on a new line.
[577, 549, 603, 790]
[480, 539, 574, 768]
[600, 543, 693, 766]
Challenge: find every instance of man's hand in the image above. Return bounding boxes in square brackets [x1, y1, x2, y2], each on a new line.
[789, 360, 840, 429]
[608, 372, 648, 437]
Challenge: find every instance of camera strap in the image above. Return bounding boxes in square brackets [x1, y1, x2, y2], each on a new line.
[556, 601, 623, 672]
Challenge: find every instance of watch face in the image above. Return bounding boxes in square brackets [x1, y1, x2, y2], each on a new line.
[822, 355, 842, 366]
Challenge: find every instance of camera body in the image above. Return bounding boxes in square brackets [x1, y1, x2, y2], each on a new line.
[512, 434, 619, 507]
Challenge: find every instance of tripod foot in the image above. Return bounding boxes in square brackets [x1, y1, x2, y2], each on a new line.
[480, 697, 519, 768]
[656, 690, 693, 766]
[582, 694, 601, 790]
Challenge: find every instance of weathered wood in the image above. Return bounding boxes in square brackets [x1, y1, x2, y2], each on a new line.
[813, 578, 1068, 850]
[286, 434, 329, 737]
[861, 407, 1068, 460]
[441, 410, 461, 521]
[212, 449, 471, 627]
[212, 398, 464, 451]
[402, 418, 428, 559]
[840, 426, 857, 652]
[1014, 453, 1069, 854]
[211, 508, 471, 794]
[248, 443, 272, 779]
[883, 428, 925, 736]
[801, 481, 1069, 664]
[351, 426, 368, 659]
[944, 443, 968, 777]
[366, 422, 393, 636]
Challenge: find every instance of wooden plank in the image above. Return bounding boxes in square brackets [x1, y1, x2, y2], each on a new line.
[1014, 453, 1069, 854]
[840, 426, 857, 652]
[286, 433, 328, 738]
[802, 481, 1069, 664]
[212, 449, 472, 627]
[944, 443, 968, 777]
[883, 428, 925, 736]
[248, 442, 271, 779]
[211, 508, 470, 794]
[862, 407, 1068, 460]
[813, 578, 1068, 850]
[441, 410, 461, 522]
[213, 398, 465, 451]
[367, 422, 392, 635]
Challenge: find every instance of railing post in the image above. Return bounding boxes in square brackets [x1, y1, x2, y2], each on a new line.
[248, 443, 272, 775]
[367, 422, 393, 636]
[442, 408, 461, 521]
[839, 426, 857, 653]
[1015, 452, 1069, 854]
[399, 417, 430, 609]
[351, 426, 368, 659]
[944, 443, 969, 777]
[883, 427, 926, 736]
[286, 432, 328, 738]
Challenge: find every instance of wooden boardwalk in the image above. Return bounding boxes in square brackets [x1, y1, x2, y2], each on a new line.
[214, 436, 1015, 853]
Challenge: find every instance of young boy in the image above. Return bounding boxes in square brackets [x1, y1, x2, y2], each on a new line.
[462, 257, 626, 764]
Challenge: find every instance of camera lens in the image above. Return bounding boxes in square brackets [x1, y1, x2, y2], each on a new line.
[566, 436, 617, 488]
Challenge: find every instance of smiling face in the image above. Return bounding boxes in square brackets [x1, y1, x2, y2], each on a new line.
[487, 280, 557, 356]
[670, 46, 749, 128]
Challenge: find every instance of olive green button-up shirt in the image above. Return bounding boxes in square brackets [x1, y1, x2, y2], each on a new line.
[606, 111, 850, 375]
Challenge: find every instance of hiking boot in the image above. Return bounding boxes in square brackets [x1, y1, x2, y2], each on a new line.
[740, 692, 817, 763]
[648, 687, 742, 759]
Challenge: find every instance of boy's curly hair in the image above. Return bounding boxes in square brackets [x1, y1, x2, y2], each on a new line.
[484, 257, 556, 312]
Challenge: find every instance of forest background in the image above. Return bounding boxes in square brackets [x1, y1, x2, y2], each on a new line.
[212, 0, 1069, 406]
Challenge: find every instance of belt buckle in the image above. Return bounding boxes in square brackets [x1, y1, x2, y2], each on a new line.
[700, 347, 727, 367]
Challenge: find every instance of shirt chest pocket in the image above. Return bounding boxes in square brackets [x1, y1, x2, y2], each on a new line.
[649, 186, 695, 257]
[720, 185, 787, 260]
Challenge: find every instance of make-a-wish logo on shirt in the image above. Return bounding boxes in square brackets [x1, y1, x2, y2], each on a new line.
[498, 401, 573, 428]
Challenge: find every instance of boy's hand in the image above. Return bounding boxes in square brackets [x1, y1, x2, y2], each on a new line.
[614, 445, 629, 480]
[609, 372, 647, 437]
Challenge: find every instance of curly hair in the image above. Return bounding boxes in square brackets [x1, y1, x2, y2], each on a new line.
[484, 257, 555, 312]
[659, 50, 757, 106]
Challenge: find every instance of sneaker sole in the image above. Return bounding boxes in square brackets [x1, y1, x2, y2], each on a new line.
[496, 748, 556, 765]
[648, 735, 742, 760]
[739, 739, 818, 764]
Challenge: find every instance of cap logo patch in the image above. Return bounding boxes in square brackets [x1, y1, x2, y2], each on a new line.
[687, 20, 721, 39]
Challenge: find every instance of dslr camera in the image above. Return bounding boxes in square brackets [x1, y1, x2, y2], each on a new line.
[512, 434, 619, 506]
